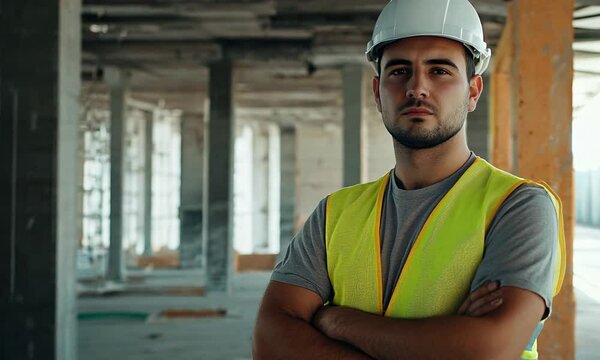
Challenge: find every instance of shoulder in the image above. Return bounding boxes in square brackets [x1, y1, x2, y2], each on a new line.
[499, 183, 556, 218]
[328, 173, 390, 207]
[487, 182, 558, 241]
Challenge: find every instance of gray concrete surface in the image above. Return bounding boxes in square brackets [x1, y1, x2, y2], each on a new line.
[204, 59, 235, 292]
[1, 1, 80, 358]
[180, 112, 205, 268]
[78, 271, 268, 360]
[106, 66, 127, 282]
[342, 64, 363, 187]
[78, 226, 600, 359]
[143, 110, 154, 256]
[574, 226, 600, 360]
[278, 126, 296, 262]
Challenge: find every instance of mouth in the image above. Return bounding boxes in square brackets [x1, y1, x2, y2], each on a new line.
[402, 107, 434, 117]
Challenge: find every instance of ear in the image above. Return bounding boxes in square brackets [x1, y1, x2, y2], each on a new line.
[467, 75, 483, 112]
[373, 76, 382, 113]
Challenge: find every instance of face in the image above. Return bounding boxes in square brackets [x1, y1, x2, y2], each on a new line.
[373, 36, 483, 149]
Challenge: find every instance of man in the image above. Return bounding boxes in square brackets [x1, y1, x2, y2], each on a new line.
[253, 0, 565, 359]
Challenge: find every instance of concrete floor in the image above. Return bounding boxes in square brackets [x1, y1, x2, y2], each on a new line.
[78, 226, 600, 359]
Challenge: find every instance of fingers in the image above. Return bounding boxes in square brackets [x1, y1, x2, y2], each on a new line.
[457, 281, 504, 317]
[467, 288, 503, 316]
[469, 281, 499, 303]
[457, 281, 494, 315]
[457, 295, 470, 315]
[469, 296, 503, 317]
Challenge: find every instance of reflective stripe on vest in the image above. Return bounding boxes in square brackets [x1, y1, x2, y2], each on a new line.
[325, 157, 565, 358]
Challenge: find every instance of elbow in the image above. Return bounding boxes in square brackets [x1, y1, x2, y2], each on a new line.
[462, 331, 520, 360]
[252, 314, 272, 360]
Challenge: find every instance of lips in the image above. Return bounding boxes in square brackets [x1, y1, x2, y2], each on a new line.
[402, 107, 434, 116]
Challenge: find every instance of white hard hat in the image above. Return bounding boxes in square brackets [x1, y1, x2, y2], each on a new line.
[366, 0, 491, 75]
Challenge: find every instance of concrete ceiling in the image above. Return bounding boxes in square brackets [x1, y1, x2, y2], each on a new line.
[80, 0, 600, 119]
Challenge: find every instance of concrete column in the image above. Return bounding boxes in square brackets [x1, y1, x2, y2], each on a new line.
[342, 65, 363, 186]
[180, 112, 204, 269]
[490, 23, 515, 172]
[252, 123, 269, 251]
[143, 110, 154, 256]
[105, 67, 127, 282]
[361, 67, 395, 181]
[296, 122, 342, 225]
[466, 74, 490, 160]
[203, 60, 234, 291]
[278, 126, 296, 261]
[0, 0, 80, 359]
[267, 123, 281, 254]
[508, 1, 575, 358]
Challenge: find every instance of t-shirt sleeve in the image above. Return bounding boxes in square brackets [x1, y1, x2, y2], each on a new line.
[470, 184, 559, 319]
[270, 197, 333, 303]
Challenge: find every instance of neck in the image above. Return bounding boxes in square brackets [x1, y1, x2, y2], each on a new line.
[392, 127, 470, 190]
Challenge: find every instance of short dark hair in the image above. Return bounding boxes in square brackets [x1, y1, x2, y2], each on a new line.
[376, 45, 477, 80]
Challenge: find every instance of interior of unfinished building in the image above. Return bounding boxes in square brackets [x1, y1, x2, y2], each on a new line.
[2, 0, 600, 359]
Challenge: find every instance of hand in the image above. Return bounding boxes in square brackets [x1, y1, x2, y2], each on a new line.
[457, 281, 503, 317]
[312, 305, 346, 340]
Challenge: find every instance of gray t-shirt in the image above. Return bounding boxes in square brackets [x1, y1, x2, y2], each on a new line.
[272, 153, 559, 317]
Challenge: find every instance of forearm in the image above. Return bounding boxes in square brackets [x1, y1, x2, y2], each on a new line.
[320, 308, 520, 360]
[253, 308, 372, 360]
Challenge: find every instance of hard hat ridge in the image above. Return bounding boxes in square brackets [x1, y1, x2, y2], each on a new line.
[366, 0, 491, 75]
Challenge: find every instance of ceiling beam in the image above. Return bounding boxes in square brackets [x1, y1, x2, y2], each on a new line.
[576, 0, 600, 6]
[575, 28, 600, 41]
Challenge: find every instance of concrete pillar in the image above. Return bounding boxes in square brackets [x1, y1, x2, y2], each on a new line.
[267, 123, 281, 254]
[278, 126, 296, 261]
[252, 123, 269, 251]
[180, 112, 204, 269]
[342, 65, 363, 186]
[507, 1, 575, 358]
[233, 124, 253, 254]
[466, 74, 490, 160]
[490, 21, 515, 172]
[361, 67, 395, 181]
[0, 0, 80, 358]
[105, 67, 127, 282]
[296, 122, 342, 225]
[203, 60, 234, 291]
[143, 110, 154, 256]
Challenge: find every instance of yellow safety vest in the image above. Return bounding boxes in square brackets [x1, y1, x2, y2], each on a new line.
[325, 157, 566, 360]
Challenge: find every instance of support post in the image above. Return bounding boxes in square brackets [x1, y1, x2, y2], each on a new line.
[342, 64, 363, 186]
[278, 126, 296, 261]
[180, 112, 204, 268]
[509, 1, 575, 358]
[267, 123, 281, 254]
[252, 123, 269, 251]
[490, 17, 515, 172]
[362, 66, 395, 181]
[105, 67, 127, 282]
[143, 110, 154, 256]
[203, 60, 235, 292]
[0, 0, 80, 358]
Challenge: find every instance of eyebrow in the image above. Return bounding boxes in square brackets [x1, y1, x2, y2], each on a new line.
[383, 58, 459, 71]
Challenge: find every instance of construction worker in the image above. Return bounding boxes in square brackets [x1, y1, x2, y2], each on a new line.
[253, 0, 565, 359]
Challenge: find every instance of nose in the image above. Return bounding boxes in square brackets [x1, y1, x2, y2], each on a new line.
[406, 72, 429, 99]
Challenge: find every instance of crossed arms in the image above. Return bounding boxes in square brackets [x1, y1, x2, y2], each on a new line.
[253, 280, 545, 360]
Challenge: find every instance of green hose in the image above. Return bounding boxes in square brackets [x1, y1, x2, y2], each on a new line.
[78, 311, 150, 321]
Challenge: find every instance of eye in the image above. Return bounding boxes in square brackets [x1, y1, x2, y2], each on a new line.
[431, 68, 451, 75]
[389, 67, 410, 76]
